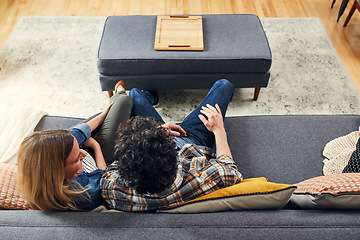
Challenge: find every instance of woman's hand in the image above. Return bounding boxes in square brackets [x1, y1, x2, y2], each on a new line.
[161, 122, 187, 137]
[84, 137, 107, 169]
[86, 102, 114, 132]
[84, 137, 100, 149]
[98, 102, 114, 122]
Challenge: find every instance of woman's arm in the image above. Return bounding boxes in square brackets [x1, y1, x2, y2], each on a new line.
[84, 137, 107, 169]
[86, 102, 114, 132]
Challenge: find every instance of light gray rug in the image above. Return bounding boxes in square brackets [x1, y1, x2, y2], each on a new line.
[0, 16, 359, 122]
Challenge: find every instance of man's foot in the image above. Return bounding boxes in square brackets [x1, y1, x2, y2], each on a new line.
[114, 80, 126, 94]
[149, 90, 159, 107]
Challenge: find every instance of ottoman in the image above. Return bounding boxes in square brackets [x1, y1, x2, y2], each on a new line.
[97, 14, 272, 100]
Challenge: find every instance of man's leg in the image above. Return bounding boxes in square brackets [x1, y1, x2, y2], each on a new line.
[129, 88, 165, 123]
[180, 79, 234, 148]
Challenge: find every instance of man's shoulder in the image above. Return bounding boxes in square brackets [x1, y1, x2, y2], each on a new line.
[100, 165, 121, 187]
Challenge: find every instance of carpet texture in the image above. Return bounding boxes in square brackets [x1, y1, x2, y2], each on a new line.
[0, 16, 359, 122]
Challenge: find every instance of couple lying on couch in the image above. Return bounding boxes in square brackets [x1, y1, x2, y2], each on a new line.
[17, 79, 243, 212]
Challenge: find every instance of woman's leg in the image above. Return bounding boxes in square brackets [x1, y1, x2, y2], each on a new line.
[129, 88, 165, 123]
[93, 91, 133, 165]
[180, 79, 234, 148]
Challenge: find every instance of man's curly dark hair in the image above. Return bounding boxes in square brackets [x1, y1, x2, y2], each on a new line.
[114, 116, 178, 194]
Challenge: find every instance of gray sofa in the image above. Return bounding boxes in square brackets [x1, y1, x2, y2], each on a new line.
[1, 114, 360, 239]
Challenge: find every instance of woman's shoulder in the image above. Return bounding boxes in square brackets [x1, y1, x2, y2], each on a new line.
[73, 169, 105, 210]
[75, 169, 105, 185]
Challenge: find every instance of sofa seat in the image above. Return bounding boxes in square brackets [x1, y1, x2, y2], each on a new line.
[4, 114, 356, 239]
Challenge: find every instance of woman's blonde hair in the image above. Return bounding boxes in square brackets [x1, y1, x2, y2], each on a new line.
[17, 130, 86, 211]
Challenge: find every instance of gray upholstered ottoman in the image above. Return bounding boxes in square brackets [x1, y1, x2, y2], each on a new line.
[97, 14, 272, 100]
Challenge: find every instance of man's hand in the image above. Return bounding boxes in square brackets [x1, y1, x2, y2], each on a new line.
[161, 122, 187, 137]
[198, 104, 225, 135]
[198, 104, 232, 158]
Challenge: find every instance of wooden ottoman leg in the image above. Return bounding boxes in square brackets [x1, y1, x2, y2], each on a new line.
[253, 87, 261, 101]
[107, 91, 114, 98]
[343, 0, 359, 27]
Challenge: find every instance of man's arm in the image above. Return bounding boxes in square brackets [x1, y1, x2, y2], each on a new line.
[161, 122, 187, 137]
[198, 104, 232, 158]
[212, 128, 232, 159]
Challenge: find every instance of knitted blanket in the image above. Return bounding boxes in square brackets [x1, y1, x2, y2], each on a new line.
[0, 106, 46, 164]
[323, 129, 360, 175]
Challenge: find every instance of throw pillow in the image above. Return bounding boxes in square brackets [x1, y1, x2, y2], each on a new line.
[291, 173, 360, 209]
[159, 177, 296, 213]
[322, 130, 360, 175]
[0, 163, 30, 210]
[343, 138, 360, 173]
[323, 148, 354, 175]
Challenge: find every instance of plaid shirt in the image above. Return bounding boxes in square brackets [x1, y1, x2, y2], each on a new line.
[100, 144, 243, 212]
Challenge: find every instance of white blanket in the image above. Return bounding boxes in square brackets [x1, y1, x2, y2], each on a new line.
[0, 105, 47, 165]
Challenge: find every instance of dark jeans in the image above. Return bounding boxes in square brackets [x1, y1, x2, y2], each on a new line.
[129, 79, 234, 148]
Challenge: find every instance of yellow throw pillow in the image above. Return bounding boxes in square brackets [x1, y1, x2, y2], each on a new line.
[160, 177, 296, 213]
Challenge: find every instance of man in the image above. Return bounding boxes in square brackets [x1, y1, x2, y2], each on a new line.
[100, 79, 243, 211]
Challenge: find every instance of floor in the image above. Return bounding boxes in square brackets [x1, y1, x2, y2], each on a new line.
[0, 0, 359, 92]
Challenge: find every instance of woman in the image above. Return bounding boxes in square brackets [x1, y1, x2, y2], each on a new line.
[17, 81, 132, 211]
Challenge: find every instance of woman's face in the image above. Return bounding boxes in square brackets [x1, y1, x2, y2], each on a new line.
[64, 137, 85, 181]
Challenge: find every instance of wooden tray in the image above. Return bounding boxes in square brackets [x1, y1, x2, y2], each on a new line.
[154, 16, 204, 51]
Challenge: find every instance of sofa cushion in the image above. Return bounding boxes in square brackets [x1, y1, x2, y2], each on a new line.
[0, 164, 29, 210]
[159, 177, 296, 213]
[291, 173, 360, 209]
[225, 115, 360, 184]
[35, 115, 84, 132]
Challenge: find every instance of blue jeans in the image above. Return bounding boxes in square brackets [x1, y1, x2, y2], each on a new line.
[129, 79, 234, 148]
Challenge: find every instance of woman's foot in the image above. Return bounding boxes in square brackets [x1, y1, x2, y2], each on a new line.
[114, 80, 126, 94]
